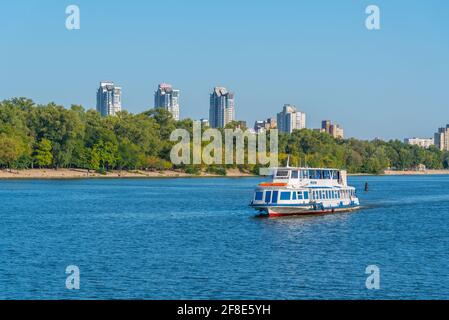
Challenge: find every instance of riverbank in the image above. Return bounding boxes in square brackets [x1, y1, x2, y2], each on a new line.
[0, 168, 255, 179]
[2, 168, 449, 179]
[383, 169, 449, 175]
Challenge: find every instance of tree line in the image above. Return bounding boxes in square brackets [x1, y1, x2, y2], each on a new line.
[1, 97, 448, 175]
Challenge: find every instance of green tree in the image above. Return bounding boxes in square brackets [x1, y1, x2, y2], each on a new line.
[88, 148, 101, 172]
[93, 140, 118, 171]
[117, 139, 142, 170]
[34, 138, 53, 168]
[0, 134, 24, 169]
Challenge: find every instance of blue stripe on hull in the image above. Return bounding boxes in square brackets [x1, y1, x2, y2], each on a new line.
[250, 203, 358, 209]
[251, 202, 360, 217]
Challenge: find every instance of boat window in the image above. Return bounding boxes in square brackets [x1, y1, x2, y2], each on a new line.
[304, 191, 309, 200]
[255, 192, 263, 201]
[277, 170, 289, 176]
[265, 191, 272, 203]
[301, 170, 309, 179]
[292, 192, 297, 200]
[272, 191, 279, 203]
[275, 170, 290, 179]
[280, 192, 291, 201]
[298, 192, 303, 200]
[291, 170, 299, 179]
[323, 170, 331, 179]
[334, 171, 340, 180]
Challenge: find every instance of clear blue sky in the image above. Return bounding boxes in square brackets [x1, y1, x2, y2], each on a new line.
[1, 0, 448, 139]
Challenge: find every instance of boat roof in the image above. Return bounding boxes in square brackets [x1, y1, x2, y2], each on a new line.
[272, 167, 342, 171]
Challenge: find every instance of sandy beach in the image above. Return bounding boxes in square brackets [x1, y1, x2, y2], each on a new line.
[383, 169, 449, 176]
[2, 168, 449, 179]
[0, 168, 255, 180]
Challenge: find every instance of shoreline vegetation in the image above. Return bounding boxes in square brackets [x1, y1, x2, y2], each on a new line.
[2, 98, 449, 178]
[2, 168, 449, 180]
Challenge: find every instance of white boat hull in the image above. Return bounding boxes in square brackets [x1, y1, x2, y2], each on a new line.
[254, 205, 361, 217]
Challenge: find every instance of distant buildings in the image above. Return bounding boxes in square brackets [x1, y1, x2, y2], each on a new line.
[154, 83, 180, 121]
[321, 120, 344, 139]
[209, 87, 235, 128]
[200, 118, 210, 127]
[237, 120, 247, 129]
[404, 137, 434, 149]
[96, 81, 122, 117]
[254, 118, 277, 133]
[94, 82, 351, 138]
[254, 120, 267, 133]
[434, 125, 449, 151]
[276, 104, 306, 133]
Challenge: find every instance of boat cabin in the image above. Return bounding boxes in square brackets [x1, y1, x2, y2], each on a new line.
[271, 168, 348, 186]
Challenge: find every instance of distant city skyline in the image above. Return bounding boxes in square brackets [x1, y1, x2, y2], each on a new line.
[1, 1, 448, 139]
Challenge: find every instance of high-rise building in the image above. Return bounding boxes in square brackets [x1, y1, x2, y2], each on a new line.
[404, 137, 434, 149]
[96, 81, 122, 117]
[154, 83, 180, 121]
[434, 125, 449, 151]
[321, 120, 331, 133]
[267, 118, 277, 129]
[276, 104, 306, 133]
[330, 124, 344, 139]
[321, 120, 344, 139]
[209, 87, 235, 128]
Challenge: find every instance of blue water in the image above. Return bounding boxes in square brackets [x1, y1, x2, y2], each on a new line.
[1, 176, 449, 299]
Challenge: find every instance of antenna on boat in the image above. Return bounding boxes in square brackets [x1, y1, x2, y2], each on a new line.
[286, 154, 290, 168]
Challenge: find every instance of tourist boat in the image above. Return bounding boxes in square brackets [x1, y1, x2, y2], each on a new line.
[250, 166, 360, 217]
